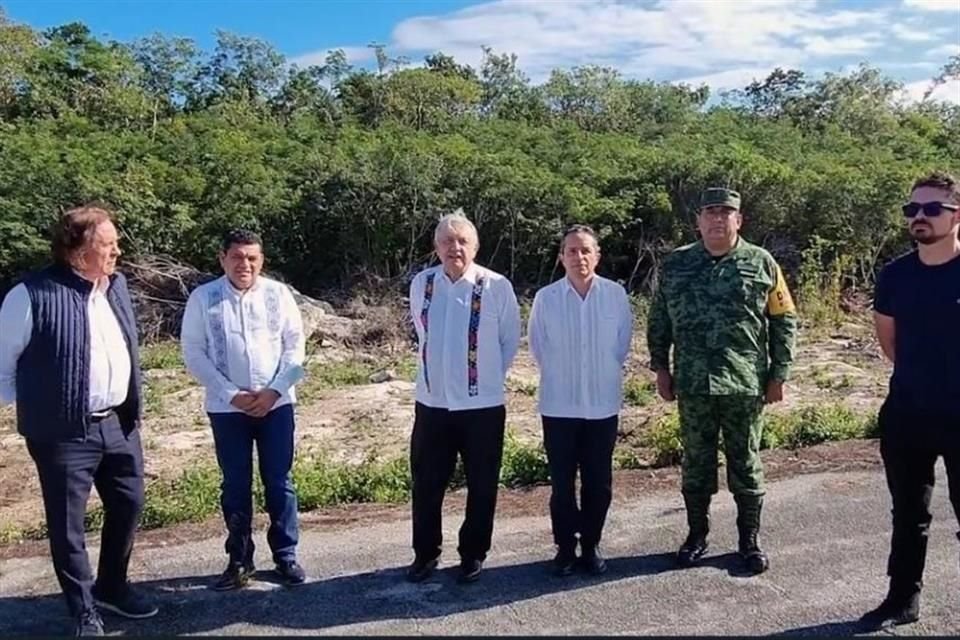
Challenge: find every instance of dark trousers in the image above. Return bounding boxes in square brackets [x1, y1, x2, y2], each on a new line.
[878, 398, 960, 595]
[26, 413, 145, 618]
[410, 402, 506, 563]
[542, 415, 618, 551]
[209, 404, 299, 566]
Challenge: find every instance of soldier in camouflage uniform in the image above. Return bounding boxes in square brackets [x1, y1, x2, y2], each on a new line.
[646, 187, 798, 575]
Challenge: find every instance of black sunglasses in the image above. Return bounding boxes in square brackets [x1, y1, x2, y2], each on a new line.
[902, 201, 960, 218]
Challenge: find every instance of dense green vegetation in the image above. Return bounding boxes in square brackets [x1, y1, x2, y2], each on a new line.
[1, 8, 958, 300]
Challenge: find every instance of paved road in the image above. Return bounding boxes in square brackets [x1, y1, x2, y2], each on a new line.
[1, 464, 958, 636]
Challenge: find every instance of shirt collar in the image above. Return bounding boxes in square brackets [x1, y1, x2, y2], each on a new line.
[698, 236, 743, 261]
[71, 269, 110, 295]
[222, 275, 261, 297]
[441, 262, 481, 286]
[561, 275, 596, 300]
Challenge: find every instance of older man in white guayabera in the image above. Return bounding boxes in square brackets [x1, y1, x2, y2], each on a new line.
[181, 229, 307, 592]
[528, 224, 633, 578]
[406, 210, 521, 585]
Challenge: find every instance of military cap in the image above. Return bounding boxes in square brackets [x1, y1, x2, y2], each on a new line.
[700, 187, 741, 210]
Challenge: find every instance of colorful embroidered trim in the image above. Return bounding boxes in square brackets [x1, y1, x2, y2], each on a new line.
[467, 276, 485, 396]
[420, 272, 436, 392]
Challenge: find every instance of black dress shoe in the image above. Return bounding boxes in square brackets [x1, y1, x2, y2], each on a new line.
[553, 548, 577, 577]
[457, 558, 483, 583]
[405, 556, 438, 583]
[212, 562, 256, 591]
[92, 585, 159, 619]
[859, 591, 920, 630]
[580, 546, 607, 575]
[276, 560, 307, 586]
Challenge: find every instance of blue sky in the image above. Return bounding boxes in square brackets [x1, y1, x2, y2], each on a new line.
[4, 0, 959, 102]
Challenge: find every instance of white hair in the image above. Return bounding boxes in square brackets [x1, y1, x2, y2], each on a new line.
[433, 208, 479, 246]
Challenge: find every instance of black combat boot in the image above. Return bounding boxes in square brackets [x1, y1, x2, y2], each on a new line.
[859, 583, 920, 631]
[735, 494, 769, 574]
[676, 493, 710, 567]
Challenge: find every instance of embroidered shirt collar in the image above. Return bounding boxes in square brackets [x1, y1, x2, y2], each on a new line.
[223, 275, 262, 297]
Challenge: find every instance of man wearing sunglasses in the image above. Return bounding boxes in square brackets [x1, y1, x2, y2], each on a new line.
[866, 171, 960, 631]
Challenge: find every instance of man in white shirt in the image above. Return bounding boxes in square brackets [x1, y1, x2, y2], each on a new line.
[528, 225, 633, 577]
[181, 229, 307, 591]
[0, 205, 157, 636]
[406, 211, 522, 584]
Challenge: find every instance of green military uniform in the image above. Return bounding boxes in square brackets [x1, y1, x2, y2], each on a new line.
[646, 187, 798, 572]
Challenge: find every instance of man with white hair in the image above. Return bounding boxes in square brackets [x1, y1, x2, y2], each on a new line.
[405, 210, 522, 584]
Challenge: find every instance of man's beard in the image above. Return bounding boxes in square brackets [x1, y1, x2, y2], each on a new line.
[910, 224, 949, 245]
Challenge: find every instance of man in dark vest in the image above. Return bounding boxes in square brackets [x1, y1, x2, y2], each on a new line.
[0, 205, 157, 636]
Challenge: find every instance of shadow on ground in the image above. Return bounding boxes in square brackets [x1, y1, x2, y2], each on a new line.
[0, 551, 763, 635]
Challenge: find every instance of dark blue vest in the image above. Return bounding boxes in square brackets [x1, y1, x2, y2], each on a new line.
[16, 266, 142, 442]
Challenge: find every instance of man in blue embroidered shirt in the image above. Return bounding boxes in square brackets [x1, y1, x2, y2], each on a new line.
[0, 205, 157, 636]
[181, 229, 307, 591]
[406, 210, 522, 584]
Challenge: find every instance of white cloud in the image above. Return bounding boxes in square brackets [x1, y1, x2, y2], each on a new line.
[289, 46, 374, 68]
[674, 66, 781, 92]
[802, 35, 882, 56]
[292, 0, 890, 83]
[891, 23, 939, 42]
[283, 0, 960, 104]
[903, 77, 960, 103]
[926, 43, 960, 58]
[903, 0, 960, 12]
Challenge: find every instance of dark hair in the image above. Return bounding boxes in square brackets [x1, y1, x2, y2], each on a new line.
[220, 228, 263, 253]
[51, 204, 116, 265]
[912, 171, 959, 203]
[559, 224, 599, 252]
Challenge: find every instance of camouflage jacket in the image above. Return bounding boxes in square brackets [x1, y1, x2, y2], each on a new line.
[646, 238, 798, 396]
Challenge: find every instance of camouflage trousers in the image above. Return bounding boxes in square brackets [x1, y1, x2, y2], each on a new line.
[677, 395, 765, 497]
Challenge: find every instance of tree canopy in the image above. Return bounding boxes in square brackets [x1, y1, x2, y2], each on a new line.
[1, 8, 958, 297]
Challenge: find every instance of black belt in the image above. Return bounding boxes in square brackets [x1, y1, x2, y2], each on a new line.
[88, 408, 118, 422]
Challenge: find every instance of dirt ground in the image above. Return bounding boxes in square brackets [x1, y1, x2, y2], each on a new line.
[0, 314, 891, 537]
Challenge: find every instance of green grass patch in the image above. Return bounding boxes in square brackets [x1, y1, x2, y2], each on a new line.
[142, 372, 195, 415]
[642, 412, 684, 467]
[298, 354, 418, 402]
[635, 402, 878, 470]
[140, 341, 183, 370]
[0, 523, 26, 545]
[393, 355, 418, 382]
[3, 404, 879, 543]
[623, 375, 656, 407]
[509, 378, 539, 396]
[500, 432, 550, 487]
[613, 447, 644, 470]
[761, 404, 878, 450]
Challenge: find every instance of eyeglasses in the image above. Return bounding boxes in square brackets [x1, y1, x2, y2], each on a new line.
[902, 201, 960, 218]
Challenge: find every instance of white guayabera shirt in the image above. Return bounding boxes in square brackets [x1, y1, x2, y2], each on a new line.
[181, 275, 305, 414]
[528, 275, 634, 420]
[409, 263, 522, 411]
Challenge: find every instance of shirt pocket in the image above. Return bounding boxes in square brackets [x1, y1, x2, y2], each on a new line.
[598, 314, 621, 360]
[735, 265, 771, 308]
